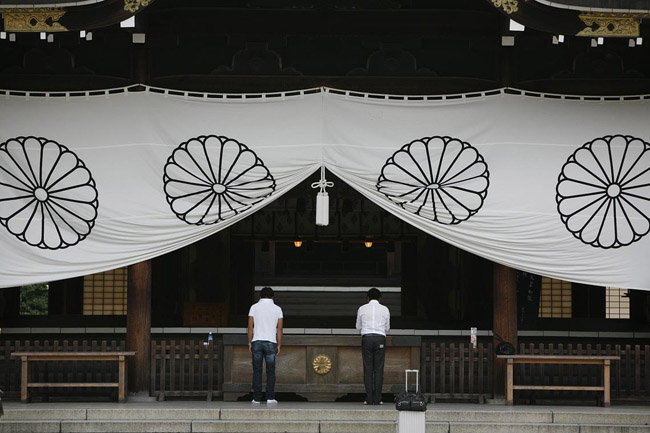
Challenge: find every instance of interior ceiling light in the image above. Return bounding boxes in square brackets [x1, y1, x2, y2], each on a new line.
[591, 38, 598, 47]
[80, 30, 86, 38]
[629, 38, 636, 47]
[47, 34, 54, 43]
[293, 240, 303, 248]
[9, 33, 16, 42]
[120, 16, 136, 28]
[552, 36, 559, 45]
[40, 32, 46, 40]
[86, 32, 93, 41]
[558, 35, 565, 43]
[637, 37, 643, 45]
[509, 19, 525, 32]
[597, 37, 604, 45]
[0, 32, 6, 40]
[364, 241, 373, 248]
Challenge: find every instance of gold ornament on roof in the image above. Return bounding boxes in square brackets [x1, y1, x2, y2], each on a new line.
[124, 0, 153, 13]
[491, 0, 519, 14]
[312, 355, 332, 375]
[4, 8, 67, 32]
[577, 13, 645, 37]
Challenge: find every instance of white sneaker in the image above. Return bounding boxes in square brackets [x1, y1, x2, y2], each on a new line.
[267, 399, 278, 404]
[252, 399, 261, 404]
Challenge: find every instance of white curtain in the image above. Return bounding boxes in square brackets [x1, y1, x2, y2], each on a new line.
[0, 90, 322, 287]
[323, 91, 650, 291]
[1, 88, 649, 290]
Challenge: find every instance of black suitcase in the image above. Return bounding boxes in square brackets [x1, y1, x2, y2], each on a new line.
[395, 369, 427, 411]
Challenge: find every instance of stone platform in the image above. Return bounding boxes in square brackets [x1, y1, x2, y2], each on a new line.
[1, 401, 649, 433]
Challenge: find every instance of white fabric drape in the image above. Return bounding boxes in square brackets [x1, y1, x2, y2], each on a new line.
[1, 88, 649, 290]
[322, 92, 650, 291]
[0, 91, 321, 287]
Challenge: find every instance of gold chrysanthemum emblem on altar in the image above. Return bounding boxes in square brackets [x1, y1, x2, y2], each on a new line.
[312, 355, 332, 375]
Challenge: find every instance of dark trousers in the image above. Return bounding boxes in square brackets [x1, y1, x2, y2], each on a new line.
[251, 340, 277, 401]
[361, 334, 386, 404]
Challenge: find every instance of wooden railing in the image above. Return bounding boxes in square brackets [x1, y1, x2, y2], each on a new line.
[150, 338, 223, 401]
[419, 340, 650, 403]
[1, 337, 647, 403]
[420, 342, 494, 401]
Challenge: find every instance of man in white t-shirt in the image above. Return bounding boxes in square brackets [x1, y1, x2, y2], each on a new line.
[248, 286, 283, 404]
[356, 288, 390, 405]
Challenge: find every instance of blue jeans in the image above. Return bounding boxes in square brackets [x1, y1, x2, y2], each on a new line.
[251, 340, 277, 401]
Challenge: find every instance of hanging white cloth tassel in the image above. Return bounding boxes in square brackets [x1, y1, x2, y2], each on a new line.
[311, 166, 334, 226]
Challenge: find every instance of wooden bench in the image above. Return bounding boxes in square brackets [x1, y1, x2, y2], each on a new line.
[11, 351, 135, 403]
[497, 355, 620, 406]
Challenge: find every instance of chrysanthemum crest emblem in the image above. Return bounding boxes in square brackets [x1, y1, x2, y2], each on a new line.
[164, 135, 275, 225]
[557, 134, 650, 249]
[0, 136, 98, 249]
[377, 136, 489, 224]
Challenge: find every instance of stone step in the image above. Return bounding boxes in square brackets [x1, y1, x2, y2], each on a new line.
[0, 421, 61, 433]
[552, 412, 650, 426]
[448, 422, 580, 433]
[3, 409, 650, 425]
[446, 424, 650, 433]
[2, 408, 222, 421]
[579, 426, 650, 433]
[2, 408, 87, 420]
[320, 421, 396, 433]
[86, 408, 221, 420]
[219, 408, 397, 421]
[61, 421, 192, 433]
[427, 410, 552, 423]
[3, 404, 650, 433]
[193, 420, 320, 432]
[2, 419, 650, 433]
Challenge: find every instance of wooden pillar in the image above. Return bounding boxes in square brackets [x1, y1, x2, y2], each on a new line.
[0, 286, 21, 318]
[630, 289, 650, 325]
[493, 263, 517, 397]
[127, 260, 151, 396]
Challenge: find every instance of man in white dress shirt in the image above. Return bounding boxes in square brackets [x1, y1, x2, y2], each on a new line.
[356, 288, 390, 405]
[248, 287, 283, 404]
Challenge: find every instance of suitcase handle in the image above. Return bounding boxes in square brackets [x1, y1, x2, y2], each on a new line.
[405, 369, 419, 393]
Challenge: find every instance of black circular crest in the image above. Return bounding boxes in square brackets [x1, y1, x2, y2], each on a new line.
[164, 135, 276, 225]
[377, 136, 489, 224]
[0, 136, 99, 249]
[557, 134, 650, 249]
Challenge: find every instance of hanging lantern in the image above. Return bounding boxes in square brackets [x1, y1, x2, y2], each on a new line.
[311, 166, 334, 227]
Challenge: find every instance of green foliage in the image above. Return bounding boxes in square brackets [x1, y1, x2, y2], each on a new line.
[20, 283, 49, 315]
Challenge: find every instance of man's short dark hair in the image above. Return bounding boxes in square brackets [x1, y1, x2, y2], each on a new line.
[367, 288, 381, 300]
[260, 287, 274, 298]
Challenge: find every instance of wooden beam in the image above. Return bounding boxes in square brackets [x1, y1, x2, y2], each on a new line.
[127, 260, 152, 396]
[493, 262, 517, 397]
